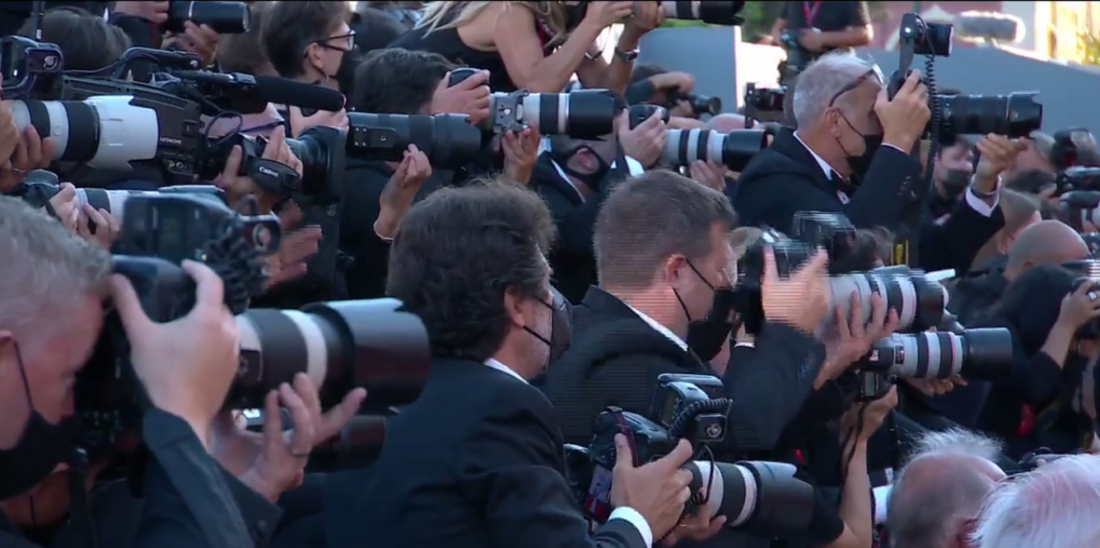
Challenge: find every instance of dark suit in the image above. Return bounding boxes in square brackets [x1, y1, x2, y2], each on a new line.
[731, 129, 1004, 274]
[329, 357, 648, 548]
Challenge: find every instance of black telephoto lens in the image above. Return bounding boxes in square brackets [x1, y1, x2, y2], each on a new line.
[939, 91, 1042, 142]
[687, 93, 722, 116]
[166, 1, 251, 34]
[233, 298, 430, 410]
[347, 113, 483, 170]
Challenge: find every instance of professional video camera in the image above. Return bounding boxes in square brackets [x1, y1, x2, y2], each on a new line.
[744, 83, 786, 125]
[3, 38, 348, 192]
[448, 68, 620, 139]
[566, 374, 813, 536]
[662, 129, 767, 172]
[76, 193, 430, 460]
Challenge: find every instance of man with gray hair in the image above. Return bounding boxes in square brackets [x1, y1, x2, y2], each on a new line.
[731, 51, 1012, 273]
[885, 428, 1007, 548]
[0, 196, 282, 547]
[970, 454, 1100, 548]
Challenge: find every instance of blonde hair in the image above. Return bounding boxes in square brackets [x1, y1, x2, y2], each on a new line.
[417, 1, 569, 44]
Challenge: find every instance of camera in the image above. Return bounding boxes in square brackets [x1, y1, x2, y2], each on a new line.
[779, 30, 808, 81]
[861, 329, 1013, 380]
[669, 91, 722, 117]
[76, 194, 430, 457]
[733, 230, 947, 335]
[448, 68, 620, 139]
[662, 129, 767, 172]
[744, 83, 786, 125]
[888, 14, 1043, 145]
[567, 374, 814, 536]
[164, 1, 251, 35]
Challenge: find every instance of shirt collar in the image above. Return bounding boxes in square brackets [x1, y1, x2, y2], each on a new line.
[485, 357, 528, 384]
[625, 304, 688, 351]
[793, 130, 838, 181]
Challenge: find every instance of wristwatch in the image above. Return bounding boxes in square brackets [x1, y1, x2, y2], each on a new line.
[613, 47, 639, 62]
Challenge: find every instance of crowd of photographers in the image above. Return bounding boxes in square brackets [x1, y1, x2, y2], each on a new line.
[3, 1, 1100, 548]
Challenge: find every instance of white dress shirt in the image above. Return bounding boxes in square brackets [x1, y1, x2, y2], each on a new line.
[791, 131, 998, 216]
[540, 137, 646, 203]
[482, 357, 655, 547]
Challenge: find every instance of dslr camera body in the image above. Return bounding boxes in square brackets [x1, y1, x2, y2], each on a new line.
[566, 374, 815, 538]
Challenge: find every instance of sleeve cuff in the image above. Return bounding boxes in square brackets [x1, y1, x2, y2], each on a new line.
[609, 506, 654, 547]
[608, 157, 646, 176]
[965, 186, 999, 217]
[873, 485, 892, 525]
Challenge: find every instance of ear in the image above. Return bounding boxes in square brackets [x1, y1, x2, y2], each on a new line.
[824, 108, 842, 138]
[662, 254, 686, 285]
[305, 42, 324, 64]
[503, 287, 528, 329]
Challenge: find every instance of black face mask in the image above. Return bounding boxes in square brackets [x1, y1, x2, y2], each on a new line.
[939, 168, 972, 197]
[837, 114, 883, 179]
[555, 144, 611, 190]
[674, 261, 735, 363]
[0, 341, 76, 500]
[523, 290, 573, 370]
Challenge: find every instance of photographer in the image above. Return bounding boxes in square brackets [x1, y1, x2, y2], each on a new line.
[330, 181, 696, 548]
[733, 53, 1009, 274]
[0, 197, 280, 548]
[260, 1, 352, 135]
[543, 171, 832, 455]
[392, 1, 662, 94]
[535, 111, 664, 302]
[960, 264, 1100, 458]
[769, 1, 872, 81]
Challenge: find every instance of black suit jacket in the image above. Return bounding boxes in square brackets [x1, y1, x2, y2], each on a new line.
[331, 357, 647, 548]
[544, 287, 824, 454]
[732, 129, 1003, 274]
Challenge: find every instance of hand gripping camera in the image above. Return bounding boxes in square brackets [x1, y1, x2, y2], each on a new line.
[566, 374, 814, 537]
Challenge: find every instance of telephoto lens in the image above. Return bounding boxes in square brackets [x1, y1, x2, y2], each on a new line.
[672, 92, 722, 117]
[659, 1, 745, 25]
[166, 1, 251, 34]
[826, 267, 948, 334]
[662, 129, 767, 172]
[937, 92, 1042, 143]
[347, 112, 483, 170]
[233, 298, 431, 410]
[1059, 190, 1100, 232]
[11, 96, 165, 168]
[684, 460, 814, 536]
[861, 328, 1014, 380]
[481, 89, 620, 139]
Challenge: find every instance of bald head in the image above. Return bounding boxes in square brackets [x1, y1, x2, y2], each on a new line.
[887, 453, 1003, 548]
[706, 114, 755, 133]
[1005, 220, 1089, 279]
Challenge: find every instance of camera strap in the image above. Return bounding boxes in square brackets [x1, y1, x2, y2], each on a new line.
[803, 1, 822, 26]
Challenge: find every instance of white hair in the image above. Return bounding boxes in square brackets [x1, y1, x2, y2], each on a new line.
[792, 52, 881, 128]
[971, 455, 1100, 548]
[907, 427, 1004, 463]
[0, 197, 111, 349]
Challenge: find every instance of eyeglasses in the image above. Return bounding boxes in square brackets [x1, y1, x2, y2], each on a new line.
[316, 29, 357, 53]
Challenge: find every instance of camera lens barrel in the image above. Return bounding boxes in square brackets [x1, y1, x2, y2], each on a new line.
[863, 328, 1013, 380]
[686, 461, 813, 537]
[167, 1, 251, 34]
[11, 97, 160, 168]
[663, 129, 767, 171]
[827, 270, 946, 333]
[348, 112, 483, 170]
[938, 91, 1042, 141]
[659, 1, 745, 25]
[513, 90, 617, 138]
[234, 298, 430, 410]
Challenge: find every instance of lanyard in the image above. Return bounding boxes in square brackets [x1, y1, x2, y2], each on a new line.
[803, 1, 822, 26]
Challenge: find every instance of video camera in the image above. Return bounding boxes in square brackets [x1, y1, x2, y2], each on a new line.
[448, 68, 620, 139]
[566, 374, 814, 536]
[76, 192, 431, 460]
[733, 213, 1013, 400]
